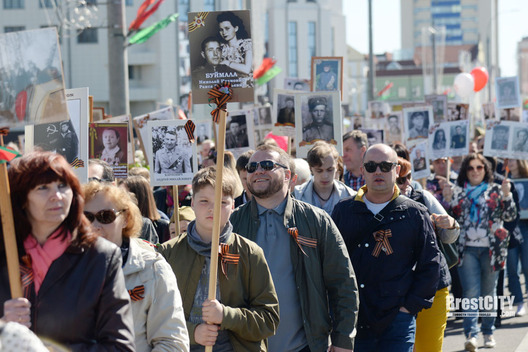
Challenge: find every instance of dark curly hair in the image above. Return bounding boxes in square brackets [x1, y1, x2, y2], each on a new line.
[217, 11, 249, 40]
[457, 153, 494, 187]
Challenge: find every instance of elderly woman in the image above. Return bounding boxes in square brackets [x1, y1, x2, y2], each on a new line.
[83, 182, 190, 351]
[294, 141, 355, 214]
[443, 153, 516, 351]
[396, 157, 459, 352]
[0, 151, 134, 350]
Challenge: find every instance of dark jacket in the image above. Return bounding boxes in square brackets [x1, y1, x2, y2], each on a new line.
[332, 187, 441, 336]
[230, 195, 358, 351]
[0, 237, 135, 351]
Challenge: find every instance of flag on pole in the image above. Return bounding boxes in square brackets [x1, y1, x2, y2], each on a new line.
[0, 146, 19, 164]
[128, 13, 179, 45]
[128, 0, 165, 33]
[254, 58, 281, 86]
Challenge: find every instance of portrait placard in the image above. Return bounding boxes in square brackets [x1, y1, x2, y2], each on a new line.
[24, 87, 89, 183]
[385, 112, 403, 144]
[311, 57, 343, 98]
[425, 94, 447, 123]
[272, 89, 297, 137]
[132, 107, 174, 163]
[188, 10, 254, 104]
[147, 120, 198, 186]
[0, 27, 68, 128]
[359, 128, 384, 145]
[295, 91, 342, 158]
[403, 105, 433, 147]
[89, 122, 129, 179]
[482, 121, 528, 159]
[102, 114, 134, 165]
[284, 77, 310, 91]
[512, 179, 528, 219]
[482, 102, 496, 120]
[446, 103, 469, 121]
[225, 109, 255, 158]
[428, 120, 469, 160]
[409, 141, 430, 180]
[368, 101, 390, 119]
[498, 106, 521, 121]
[496, 76, 521, 109]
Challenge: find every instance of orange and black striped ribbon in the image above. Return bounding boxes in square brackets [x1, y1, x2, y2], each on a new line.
[287, 227, 317, 257]
[184, 120, 196, 143]
[372, 229, 394, 257]
[208, 82, 233, 124]
[188, 12, 209, 32]
[20, 255, 33, 299]
[219, 243, 239, 279]
[71, 157, 85, 168]
[128, 285, 145, 301]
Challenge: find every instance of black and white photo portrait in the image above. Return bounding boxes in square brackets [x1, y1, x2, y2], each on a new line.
[482, 102, 496, 120]
[276, 94, 296, 125]
[491, 125, 510, 151]
[407, 111, 430, 139]
[195, 121, 211, 144]
[189, 10, 254, 103]
[226, 114, 250, 149]
[450, 124, 467, 149]
[496, 76, 521, 109]
[284, 77, 310, 91]
[513, 128, 528, 152]
[432, 128, 447, 150]
[425, 94, 447, 122]
[302, 96, 334, 143]
[258, 106, 272, 125]
[33, 120, 79, 163]
[412, 147, 427, 172]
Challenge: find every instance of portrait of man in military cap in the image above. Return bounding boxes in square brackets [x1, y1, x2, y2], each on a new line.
[302, 96, 334, 143]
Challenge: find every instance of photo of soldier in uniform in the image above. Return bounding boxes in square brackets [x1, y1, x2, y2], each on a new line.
[311, 57, 343, 96]
[302, 96, 334, 143]
[33, 120, 79, 163]
[491, 125, 510, 151]
[450, 125, 467, 149]
[226, 114, 249, 149]
[496, 76, 521, 109]
[276, 95, 295, 125]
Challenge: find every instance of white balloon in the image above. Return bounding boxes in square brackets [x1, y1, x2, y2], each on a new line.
[453, 73, 474, 98]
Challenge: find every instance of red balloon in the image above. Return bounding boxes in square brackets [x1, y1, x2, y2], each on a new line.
[470, 67, 488, 92]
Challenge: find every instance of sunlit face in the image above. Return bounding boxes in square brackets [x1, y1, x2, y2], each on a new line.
[343, 138, 365, 171]
[507, 159, 519, 176]
[466, 159, 486, 186]
[26, 180, 73, 231]
[192, 185, 234, 241]
[361, 148, 400, 195]
[164, 133, 177, 150]
[219, 21, 238, 41]
[84, 192, 127, 247]
[202, 41, 221, 66]
[246, 150, 290, 199]
[103, 129, 119, 150]
[312, 155, 337, 190]
[239, 169, 250, 194]
[311, 104, 326, 124]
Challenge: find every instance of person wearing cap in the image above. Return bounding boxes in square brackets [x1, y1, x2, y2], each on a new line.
[277, 96, 295, 125]
[303, 96, 334, 143]
[169, 206, 196, 238]
[316, 62, 337, 91]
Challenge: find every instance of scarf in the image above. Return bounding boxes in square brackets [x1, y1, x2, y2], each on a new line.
[23, 228, 72, 295]
[186, 220, 232, 257]
[464, 181, 488, 225]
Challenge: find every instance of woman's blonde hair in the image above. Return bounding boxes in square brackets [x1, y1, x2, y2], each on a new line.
[82, 182, 143, 238]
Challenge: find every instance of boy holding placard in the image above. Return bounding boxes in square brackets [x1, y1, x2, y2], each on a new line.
[158, 167, 279, 351]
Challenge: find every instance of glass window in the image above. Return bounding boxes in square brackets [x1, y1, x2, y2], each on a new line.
[39, 0, 56, 8]
[3, 0, 24, 9]
[203, 0, 214, 11]
[4, 26, 25, 33]
[398, 87, 407, 98]
[288, 21, 298, 77]
[179, 0, 189, 22]
[128, 65, 142, 80]
[77, 28, 98, 43]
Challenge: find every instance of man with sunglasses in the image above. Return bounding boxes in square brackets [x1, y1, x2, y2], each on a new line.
[332, 144, 441, 352]
[230, 144, 358, 352]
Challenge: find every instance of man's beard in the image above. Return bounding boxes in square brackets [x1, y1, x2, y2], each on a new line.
[247, 177, 283, 199]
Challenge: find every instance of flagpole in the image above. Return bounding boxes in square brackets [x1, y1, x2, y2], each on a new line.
[0, 132, 22, 298]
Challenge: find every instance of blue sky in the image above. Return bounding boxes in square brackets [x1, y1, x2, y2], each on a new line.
[344, 0, 528, 77]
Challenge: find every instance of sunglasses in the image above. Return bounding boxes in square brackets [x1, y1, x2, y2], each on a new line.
[363, 161, 397, 173]
[396, 173, 412, 185]
[246, 160, 288, 173]
[467, 165, 484, 172]
[84, 209, 124, 224]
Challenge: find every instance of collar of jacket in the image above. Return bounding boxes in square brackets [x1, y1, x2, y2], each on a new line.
[249, 192, 295, 229]
[354, 184, 400, 203]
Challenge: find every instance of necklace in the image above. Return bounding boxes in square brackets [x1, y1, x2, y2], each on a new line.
[313, 185, 334, 202]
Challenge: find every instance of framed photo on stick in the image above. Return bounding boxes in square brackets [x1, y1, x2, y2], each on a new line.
[147, 120, 198, 186]
[188, 10, 254, 104]
[272, 89, 297, 137]
[295, 91, 342, 159]
[409, 141, 430, 180]
[496, 76, 521, 109]
[425, 94, 447, 123]
[133, 107, 174, 163]
[403, 105, 433, 147]
[224, 109, 255, 158]
[311, 57, 343, 98]
[512, 179, 528, 219]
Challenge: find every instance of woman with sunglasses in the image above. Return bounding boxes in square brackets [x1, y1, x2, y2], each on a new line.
[293, 141, 355, 214]
[0, 151, 135, 350]
[396, 157, 459, 352]
[443, 153, 516, 350]
[83, 182, 190, 351]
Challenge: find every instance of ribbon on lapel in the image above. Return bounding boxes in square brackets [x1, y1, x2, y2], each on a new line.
[218, 243, 239, 279]
[128, 285, 145, 301]
[372, 229, 393, 257]
[287, 227, 317, 256]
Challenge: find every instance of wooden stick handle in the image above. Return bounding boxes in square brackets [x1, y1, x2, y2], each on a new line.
[0, 144, 22, 298]
[205, 109, 227, 352]
[172, 186, 180, 239]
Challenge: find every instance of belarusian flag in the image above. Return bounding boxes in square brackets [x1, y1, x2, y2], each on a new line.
[128, 13, 179, 45]
[128, 0, 165, 33]
[0, 146, 19, 164]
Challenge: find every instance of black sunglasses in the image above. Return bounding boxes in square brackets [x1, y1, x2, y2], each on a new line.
[363, 161, 397, 173]
[84, 209, 125, 224]
[396, 173, 412, 185]
[246, 160, 288, 173]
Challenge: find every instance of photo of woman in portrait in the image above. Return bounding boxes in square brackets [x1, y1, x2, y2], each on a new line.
[217, 11, 253, 87]
[98, 128, 125, 165]
[433, 129, 447, 150]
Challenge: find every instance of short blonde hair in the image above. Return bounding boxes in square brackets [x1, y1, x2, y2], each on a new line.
[82, 182, 143, 238]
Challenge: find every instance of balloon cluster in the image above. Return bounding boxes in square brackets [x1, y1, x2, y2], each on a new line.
[453, 67, 489, 98]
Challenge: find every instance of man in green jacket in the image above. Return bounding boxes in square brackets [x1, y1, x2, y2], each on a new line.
[231, 144, 358, 352]
[159, 167, 279, 351]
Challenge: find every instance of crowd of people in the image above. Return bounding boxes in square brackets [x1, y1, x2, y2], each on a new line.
[0, 124, 524, 352]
